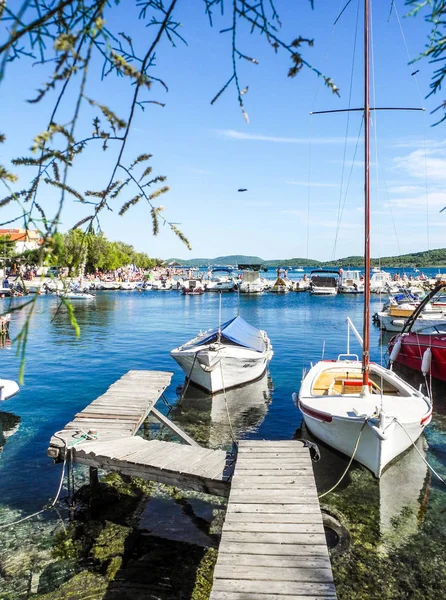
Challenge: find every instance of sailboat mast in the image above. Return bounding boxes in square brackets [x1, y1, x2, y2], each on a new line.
[362, 0, 371, 387]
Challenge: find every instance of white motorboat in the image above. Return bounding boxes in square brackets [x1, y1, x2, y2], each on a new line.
[370, 270, 393, 294]
[376, 302, 446, 332]
[309, 270, 339, 295]
[120, 281, 137, 290]
[295, 0, 432, 479]
[59, 291, 95, 300]
[339, 270, 364, 294]
[205, 268, 237, 292]
[98, 281, 121, 291]
[171, 315, 273, 393]
[182, 279, 205, 295]
[239, 267, 265, 294]
[152, 276, 173, 291]
[0, 379, 20, 401]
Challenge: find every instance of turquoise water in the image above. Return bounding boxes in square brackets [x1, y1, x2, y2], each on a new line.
[0, 276, 445, 597]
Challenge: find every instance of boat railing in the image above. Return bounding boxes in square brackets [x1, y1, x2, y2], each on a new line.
[346, 317, 363, 353]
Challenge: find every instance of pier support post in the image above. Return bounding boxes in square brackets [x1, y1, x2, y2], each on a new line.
[89, 466, 99, 490]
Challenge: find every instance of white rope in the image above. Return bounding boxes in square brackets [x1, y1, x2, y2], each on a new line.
[219, 359, 237, 446]
[318, 420, 367, 499]
[0, 432, 69, 530]
[394, 420, 446, 487]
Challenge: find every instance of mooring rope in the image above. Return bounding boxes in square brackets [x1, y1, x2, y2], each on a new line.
[394, 419, 446, 487]
[219, 359, 238, 447]
[318, 419, 368, 499]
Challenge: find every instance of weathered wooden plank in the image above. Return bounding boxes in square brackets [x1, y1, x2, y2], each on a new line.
[230, 479, 317, 490]
[222, 522, 321, 534]
[227, 503, 322, 514]
[211, 579, 336, 595]
[192, 450, 230, 478]
[159, 447, 217, 473]
[237, 446, 310, 454]
[151, 407, 200, 447]
[215, 554, 331, 569]
[213, 565, 334, 583]
[74, 454, 230, 497]
[229, 489, 318, 502]
[232, 474, 316, 484]
[234, 468, 313, 476]
[220, 531, 327, 545]
[217, 541, 330, 557]
[210, 593, 336, 600]
[224, 512, 323, 524]
[237, 440, 308, 447]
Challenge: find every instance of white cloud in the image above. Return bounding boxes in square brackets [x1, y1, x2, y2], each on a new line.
[385, 190, 446, 210]
[216, 129, 358, 144]
[393, 148, 446, 182]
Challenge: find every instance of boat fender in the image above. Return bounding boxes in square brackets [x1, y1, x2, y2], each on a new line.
[421, 347, 432, 376]
[389, 339, 402, 364]
[292, 392, 299, 409]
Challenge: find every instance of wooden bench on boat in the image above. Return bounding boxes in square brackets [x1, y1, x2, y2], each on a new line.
[47, 370, 231, 497]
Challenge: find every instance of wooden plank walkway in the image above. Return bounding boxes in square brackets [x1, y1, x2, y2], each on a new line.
[210, 440, 337, 600]
[47, 370, 231, 497]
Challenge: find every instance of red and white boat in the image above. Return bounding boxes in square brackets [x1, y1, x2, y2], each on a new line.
[294, 0, 432, 478]
[389, 284, 446, 382]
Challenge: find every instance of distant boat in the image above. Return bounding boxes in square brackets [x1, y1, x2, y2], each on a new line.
[339, 270, 364, 294]
[271, 276, 290, 293]
[309, 270, 339, 296]
[171, 315, 273, 393]
[181, 279, 205, 295]
[59, 291, 95, 300]
[295, 267, 304, 272]
[206, 268, 237, 292]
[239, 267, 265, 294]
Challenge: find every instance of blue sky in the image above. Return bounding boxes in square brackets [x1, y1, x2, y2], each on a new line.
[1, 0, 445, 261]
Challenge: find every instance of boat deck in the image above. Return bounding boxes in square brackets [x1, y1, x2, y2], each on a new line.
[210, 440, 337, 599]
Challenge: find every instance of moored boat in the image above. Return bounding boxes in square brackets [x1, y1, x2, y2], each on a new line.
[389, 283, 446, 382]
[171, 315, 273, 393]
[295, 0, 432, 479]
[309, 270, 339, 295]
[339, 269, 364, 294]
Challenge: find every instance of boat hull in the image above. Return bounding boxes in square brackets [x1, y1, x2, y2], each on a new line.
[297, 360, 431, 478]
[171, 345, 272, 393]
[299, 404, 425, 478]
[389, 332, 446, 382]
[0, 379, 20, 401]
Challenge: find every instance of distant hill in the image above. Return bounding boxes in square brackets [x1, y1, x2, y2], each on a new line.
[166, 248, 446, 269]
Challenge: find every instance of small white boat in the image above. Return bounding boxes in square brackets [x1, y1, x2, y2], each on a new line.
[295, 350, 432, 478]
[309, 270, 339, 295]
[120, 281, 137, 290]
[206, 268, 237, 292]
[239, 268, 265, 294]
[296, 0, 433, 479]
[182, 279, 205, 295]
[98, 281, 121, 291]
[370, 270, 393, 294]
[0, 379, 19, 401]
[171, 315, 273, 393]
[59, 291, 95, 300]
[339, 270, 364, 294]
[152, 276, 173, 291]
[295, 267, 304, 272]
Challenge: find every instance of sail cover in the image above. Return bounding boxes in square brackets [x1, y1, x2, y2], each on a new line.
[186, 316, 265, 353]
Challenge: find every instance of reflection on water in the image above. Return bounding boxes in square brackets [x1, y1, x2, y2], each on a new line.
[172, 372, 272, 449]
[297, 422, 430, 547]
[0, 410, 20, 453]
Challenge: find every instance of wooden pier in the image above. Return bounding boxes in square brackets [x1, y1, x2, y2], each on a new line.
[210, 440, 337, 599]
[48, 370, 231, 497]
[48, 372, 337, 598]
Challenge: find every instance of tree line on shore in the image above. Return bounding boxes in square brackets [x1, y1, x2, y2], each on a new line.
[0, 230, 162, 275]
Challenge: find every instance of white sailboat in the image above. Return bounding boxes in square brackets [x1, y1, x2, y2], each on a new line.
[295, 0, 432, 478]
[171, 315, 273, 394]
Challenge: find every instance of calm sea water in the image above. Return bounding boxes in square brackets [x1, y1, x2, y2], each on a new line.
[0, 269, 445, 596]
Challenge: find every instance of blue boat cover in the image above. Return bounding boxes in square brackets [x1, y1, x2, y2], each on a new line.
[186, 316, 265, 353]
